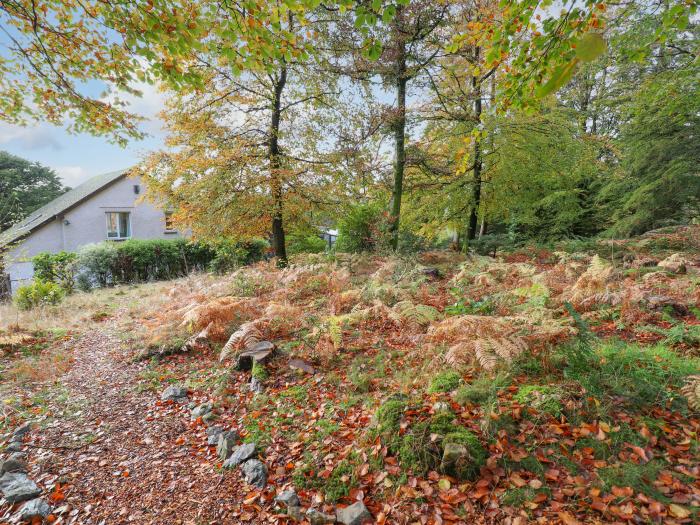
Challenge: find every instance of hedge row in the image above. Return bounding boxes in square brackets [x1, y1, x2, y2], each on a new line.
[32, 238, 268, 291]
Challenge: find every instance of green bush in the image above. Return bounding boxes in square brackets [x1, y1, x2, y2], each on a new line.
[14, 280, 66, 310]
[77, 242, 118, 287]
[33, 251, 78, 293]
[335, 202, 384, 253]
[287, 233, 327, 255]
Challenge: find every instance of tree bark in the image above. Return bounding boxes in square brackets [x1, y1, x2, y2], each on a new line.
[389, 18, 407, 251]
[467, 47, 482, 241]
[269, 62, 288, 266]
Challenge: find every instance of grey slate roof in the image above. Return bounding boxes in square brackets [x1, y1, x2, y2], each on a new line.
[0, 169, 128, 246]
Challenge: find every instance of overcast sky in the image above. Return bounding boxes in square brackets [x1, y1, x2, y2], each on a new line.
[0, 82, 168, 188]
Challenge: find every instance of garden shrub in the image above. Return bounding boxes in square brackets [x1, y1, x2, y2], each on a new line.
[32, 251, 79, 292]
[335, 202, 384, 253]
[287, 233, 327, 255]
[14, 280, 65, 310]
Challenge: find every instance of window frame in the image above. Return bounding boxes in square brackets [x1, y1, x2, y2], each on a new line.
[106, 211, 131, 240]
[164, 211, 176, 233]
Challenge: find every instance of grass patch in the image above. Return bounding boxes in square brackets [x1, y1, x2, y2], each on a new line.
[598, 460, 669, 503]
[428, 370, 462, 393]
[455, 373, 509, 405]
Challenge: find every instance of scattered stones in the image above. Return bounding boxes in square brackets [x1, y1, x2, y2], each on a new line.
[216, 431, 239, 460]
[306, 508, 336, 524]
[235, 341, 275, 371]
[274, 489, 300, 508]
[658, 253, 688, 274]
[160, 385, 189, 403]
[223, 442, 256, 468]
[0, 472, 41, 503]
[432, 401, 451, 413]
[241, 459, 267, 489]
[206, 426, 224, 446]
[336, 501, 372, 525]
[19, 498, 51, 520]
[289, 358, 315, 374]
[441, 442, 468, 473]
[191, 402, 213, 420]
[0, 456, 27, 475]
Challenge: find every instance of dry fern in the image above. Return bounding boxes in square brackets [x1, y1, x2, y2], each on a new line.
[681, 376, 700, 411]
[389, 300, 441, 328]
[220, 321, 263, 361]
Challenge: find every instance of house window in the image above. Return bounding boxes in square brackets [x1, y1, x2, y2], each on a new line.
[164, 212, 175, 232]
[106, 212, 131, 239]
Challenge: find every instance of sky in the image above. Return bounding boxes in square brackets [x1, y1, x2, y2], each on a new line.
[0, 82, 168, 188]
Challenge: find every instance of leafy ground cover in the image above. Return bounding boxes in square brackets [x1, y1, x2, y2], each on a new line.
[1, 227, 699, 523]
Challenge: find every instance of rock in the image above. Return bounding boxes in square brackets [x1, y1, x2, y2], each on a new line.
[432, 401, 451, 413]
[645, 295, 689, 316]
[306, 508, 336, 524]
[658, 253, 688, 274]
[275, 489, 300, 508]
[250, 377, 264, 394]
[235, 341, 275, 371]
[336, 501, 372, 525]
[420, 267, 441, 279]
[161, 385, 189, 402]
[6, 441, 22, 452]
[223, 442, 256, 468]
[287, 505, 304, 521]
[441, 442, 469, 472]
[289, 358, 315, 374]
[19, 498, 51, 520]
[0, 472, 41, 503]
[216, 431, 238, 460]
[191, 402, 213, 420]
[0, 457, 27, 474]
[242, 459, 267, 489]
[202, 412, 217, 424]
[206, 426, 224, 446]
[12, 423, 32, 440]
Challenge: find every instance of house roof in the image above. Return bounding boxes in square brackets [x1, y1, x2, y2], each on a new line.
[0, 169, 129, 247]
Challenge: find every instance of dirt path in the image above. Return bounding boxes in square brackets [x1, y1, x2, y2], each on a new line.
[22, 325, 245, 524]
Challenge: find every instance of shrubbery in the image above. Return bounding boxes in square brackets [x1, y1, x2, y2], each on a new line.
[335, 203, 384, 253]
[30, 237, 268, 295]
[14, 280, 65, 310]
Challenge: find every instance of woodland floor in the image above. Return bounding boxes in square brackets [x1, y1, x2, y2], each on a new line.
[2, 228, 700, 525]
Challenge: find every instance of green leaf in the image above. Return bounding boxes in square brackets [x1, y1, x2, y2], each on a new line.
[382, 5, 396, 23]
[536, 59, 579, 98]
[575, 32, 606, 62]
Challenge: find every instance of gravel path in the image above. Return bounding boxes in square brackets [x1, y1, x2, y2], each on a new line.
[20, 326, 245, 524]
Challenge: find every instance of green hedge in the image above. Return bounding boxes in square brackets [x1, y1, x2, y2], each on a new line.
[34, 238, 268, 291]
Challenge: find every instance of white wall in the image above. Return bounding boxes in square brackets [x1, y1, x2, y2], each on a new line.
[4, 175, 181, 292]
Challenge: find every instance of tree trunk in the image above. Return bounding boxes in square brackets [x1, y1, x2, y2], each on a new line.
[467, 47, 482, 241]
[389, 29, 407, 252]
[269, 62, 288, 266]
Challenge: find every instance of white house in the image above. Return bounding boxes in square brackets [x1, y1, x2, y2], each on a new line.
[0, 169, 179, 294]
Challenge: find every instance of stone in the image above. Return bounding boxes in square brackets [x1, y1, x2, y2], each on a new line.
[441, 442, 468, 472]
[223, 442, 256, 468]
[432, 401, 451, 413]
[289, 359, 315, 374]
[191, 402, 213, 420]
[206, 426, 224, 446]
[420, 267, 441, 279]
[645, 295, 689, 316]
[306, 508, 336, 525]
[287, 506, 304, 521]
[336, 501, 372, 525]
[0, 472, 41, 503]
[161, 385, 189, 402]
[275, 489, 300, 508]
[235, 341, 275, 371]
[216, 431, 238, 460]
[19, 498, 51, 520]
[0, 457, 27, 474]
[242, 459, 267, 489]
[250, 377, 264, 394]
[12, 423, 32, 440]
[6, 441, 22, 452]
[202, 412, 217, 424]
[658, 253, 688, 274]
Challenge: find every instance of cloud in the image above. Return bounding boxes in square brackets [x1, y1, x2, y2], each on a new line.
[102, 80, 168, 135]
[55, 166, 90, 187]
[0, 123, 63, 151]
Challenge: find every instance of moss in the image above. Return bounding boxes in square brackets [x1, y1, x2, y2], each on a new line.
[455, 373, 509, 405]
[375, 399, 406, 434]
[514, 385, 562, 416]
[428, 370, 462, 393]
[278, 385, 308, 403]
[251, 361, 268, 381]
[443, 429, 487, 480]
[293, 456, 358, 503]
